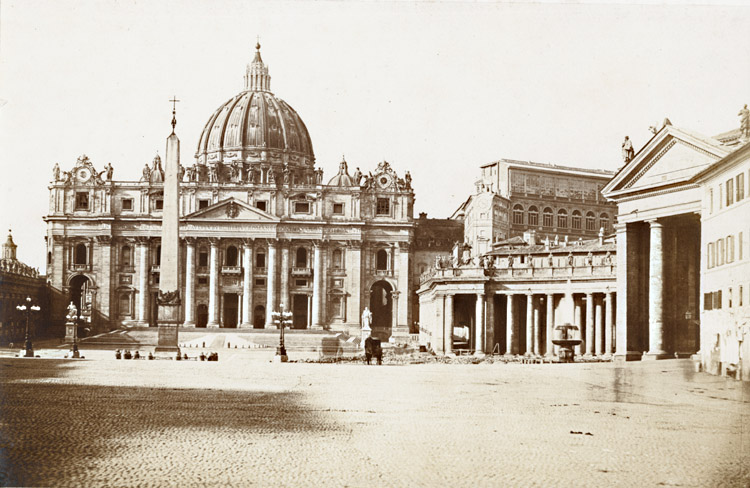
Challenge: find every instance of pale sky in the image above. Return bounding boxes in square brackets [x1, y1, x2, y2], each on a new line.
[1, 0, 749, 271]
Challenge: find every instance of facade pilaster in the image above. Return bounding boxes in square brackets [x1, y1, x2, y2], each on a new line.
[241, 240, 254, 327]
[207, 238, 220, 327]
[645, 219, 668, 359]
[96, 235, 113, 329]
[265, 239, 278, 328]
[183, 237, 196, 326]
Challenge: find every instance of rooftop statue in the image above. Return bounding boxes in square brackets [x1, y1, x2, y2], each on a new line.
[622, 136, 634, 163]
[739, 104, 749, 139]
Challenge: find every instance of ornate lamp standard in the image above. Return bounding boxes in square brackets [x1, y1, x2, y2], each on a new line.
[271, 309, 293, 362]
[16, 296, 40, 358]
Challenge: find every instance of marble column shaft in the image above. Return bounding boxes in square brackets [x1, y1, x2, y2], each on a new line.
[506, 294, 514, 355]
[533, 300, 541, 356]
[207, 241, 220, 327]
[265, 240, 277, 328]
[595, 298, 603, 356]
[137, 241, 149, 324]
[647, 220, 666, 357]
[546, 294, 554, 356]
[312, 243, 324, 328]
[241, 243, 253, 327]
[585, 293, 595, 355]
[526, 294, 534, 355]
[280, 243, 290, 312]
[605, 292, 614, 355]
[445, 294, 454, 354]
[475, 293, 485, 353]
[184, 240, 196, 326]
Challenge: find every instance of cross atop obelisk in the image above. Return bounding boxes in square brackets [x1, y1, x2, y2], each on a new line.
[170, 96, 180, 133]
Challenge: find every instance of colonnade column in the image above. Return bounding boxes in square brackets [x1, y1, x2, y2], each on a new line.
[506, 294, 515, 355]
[585, 292, 594, 356]
[445, 294, 454, 355]
[605, 291, 614, 355]
[241, 240, 254, 328]
[136, 237, 149, 324]
[475, 293, 485, 353]
[525, 294, 533, 355]
[207, 239, 220, 327]
[533, 298, 541, 356]
[595, 296, 603, 356]
[280, 241, 290, 312]
[486, 293, 495, 354]
[646, 219, 667, 359]
[574, 298, 582, 355]
[311, 241, 325, 329]
[546, 293, 554, 357]
[183, 238, 196, 326]
[265, 239, 277, 328]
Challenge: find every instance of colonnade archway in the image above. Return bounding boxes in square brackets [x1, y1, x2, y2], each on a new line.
[370, 280, 393, 340]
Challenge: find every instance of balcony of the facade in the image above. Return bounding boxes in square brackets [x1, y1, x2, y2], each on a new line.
[254, 267, 267, 276]
[374, 268, 393, 277]
[221, 266, 242, 275]
[291, 267, 312, 277]
[118, 265, 135, 273]
[197, 266, 209, 275]
[69, 263, 91, 272]
[150, 265, 160, 273]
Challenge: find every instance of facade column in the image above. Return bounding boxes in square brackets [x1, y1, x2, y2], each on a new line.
[545, 293, 554, 357]
[183, 238, 196, 326]
[265, 239, 278, 328]
[646, 219, 668, 359]
[525, 293, 534, 355]
[391, 290, 400, 339]
[506, 294, 515, 355]
[585, 292, 594, 356]
[595, 295, 603, 356]
[307, 294, 313, 328]
[573, 297, 582, 355]
[136, 238, 149, 324]
[485, 292, 495, 354]
[240, 240, 254, 328]
[280, 240, 290, 312]
[311, 241, 325, 329]
[445, 294, 454, 355]
[207, 239, 220, 327]
[605, 291, 614, 355]
[533, 298, 541, 356]
[615, 223, 643, 361]
[475, 293, 485, 353]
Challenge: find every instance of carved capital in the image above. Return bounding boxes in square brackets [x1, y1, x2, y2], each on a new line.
[95, 235, 112, 245]
[242, 238, 255, 248]
[183, 236, 197, 246]
[208, 237, 221, 247]
[134, 236, 151, 245]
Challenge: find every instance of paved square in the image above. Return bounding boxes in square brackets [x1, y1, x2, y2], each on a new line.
[0, 355, 748, 487]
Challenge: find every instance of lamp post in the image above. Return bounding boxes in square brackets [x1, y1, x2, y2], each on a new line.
[71, 312, 80, 359]
[271, 309, 293, 362]
[16, 296, 40, 358]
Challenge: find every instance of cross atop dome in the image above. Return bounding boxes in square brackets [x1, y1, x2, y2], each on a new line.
[244, 38, 271, 92]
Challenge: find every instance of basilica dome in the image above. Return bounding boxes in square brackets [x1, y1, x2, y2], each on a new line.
[195, 44, 315, 168]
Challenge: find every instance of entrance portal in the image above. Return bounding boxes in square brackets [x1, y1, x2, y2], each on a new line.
[196, 304, 208, 328]
[253, 305, 265, 329]
[370, 280, 393, 340]
[292, 294, 308, 329]
[223, 293, 238, 328]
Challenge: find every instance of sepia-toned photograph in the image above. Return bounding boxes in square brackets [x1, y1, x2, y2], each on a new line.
[0, 1, 748, 486]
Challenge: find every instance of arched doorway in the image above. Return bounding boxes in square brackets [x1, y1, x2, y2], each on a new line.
[370, 280, 393, 340]
[69, 274, 92, 315]
[253, 305, 266, 329]
[196, 304, 208, 328]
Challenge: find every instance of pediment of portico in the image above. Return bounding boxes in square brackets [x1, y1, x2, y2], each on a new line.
[603, 126, 729, 200]
[183, 198, 279, 223]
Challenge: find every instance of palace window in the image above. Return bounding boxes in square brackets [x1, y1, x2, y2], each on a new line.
[296, 247, 308, 267]
[512, 205, 524, 225]
[709, 188, 714, 214]
[332, 248, 343, 269]
[294, 201, 310, 214]
[708, 242, 715, 269]
[74, 243, 88, 265]
[585, 211, 596, 231]
[225, 245, 238, 266]
[600, 213, 610, 233]
[739, 232, 743, 260]
[557, 209, 568, 228]
[75, 192, 89, 210]
[571, 210, 582, 230]
[256, 251, 266, 268]
[528, 206, 539, 226]
[198, 199, 209, 210]
[737, 173, 745, 201]
[333, 203, 344, 215]
[376, 249, 388, 270]
[718, 239, 725, 266]
[726, 178, 734, 206]
[376, 198, 390, 216]
[198, 247, 208, 267]
[727, 235, 735, 263]
[122, 198, 133, 211]
[542, 208, 553, 228]
[255, 201, 267, 212]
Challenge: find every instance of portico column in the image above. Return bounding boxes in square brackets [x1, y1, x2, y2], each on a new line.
[615, 222, 642, 361]
[585, 292, 594, 356]
[533, 298, 541, 356]
[207, 239, 220, 327]
[280, 241, 290, 312]
[136, 238, 149, 324]
[265, 239, 278, 328]
[525, 293, 533, 355]
[307, 294, 313, 328]
[240, 241, 254, 328]
[485, 293, 495, 354]
[475, 293, 485, 353]
[646, 219, 668, 359]
[445, 294, 454, 355]
[506, 294, 515, 355]
[574, 298, 582, 355]
[545, 293, 554, 357]
[605, 291, 614, 355]
[183, 238, 196, 326]
[311, 242, 325, 329]
[391, 290, 400, 338]
[595, 296, 603, 356]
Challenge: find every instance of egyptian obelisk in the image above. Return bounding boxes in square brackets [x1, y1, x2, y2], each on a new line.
[155, 98, 181, 353]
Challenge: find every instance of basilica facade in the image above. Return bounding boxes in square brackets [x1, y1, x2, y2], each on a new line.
[44, 44, 415, 342]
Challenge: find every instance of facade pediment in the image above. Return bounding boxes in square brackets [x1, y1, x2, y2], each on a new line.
[183, 198, 279, 222]
[603, 126, 728, 200]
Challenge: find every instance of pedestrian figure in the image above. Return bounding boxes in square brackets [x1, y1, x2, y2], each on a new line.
[364, 336, 374, 365]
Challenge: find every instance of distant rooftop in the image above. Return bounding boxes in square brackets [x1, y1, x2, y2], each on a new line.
[481, 158, 616, 177]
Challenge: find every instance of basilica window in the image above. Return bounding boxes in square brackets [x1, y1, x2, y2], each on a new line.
[198, 199, 209, 210]
[155, 246, 161, 266]
[122, 198, 133, 211]
[255, 201, 267, 212]
[557, 209, 568, 228]
[74, 243, 88, 265]
[512, 205, 524, 225]
[585, 212, 596, 231]
[198, 247, 209, 267]
[376, 249, 389, 270]
[294, 201, 310, 214]
[333, 203, 344, 215]
[256, 251, 266, 268]
[376, 198, 390, 216]
[332, 248, 343, 269]
[119, 293, 132, 316]
[155, 199, 164, 211]
[121, 246, 132, 267]
[75, 192, 90, 211]
[330, 296, 345, 320]
[255, 278, 266, 286]
[571, 210, 582, 230]
[600, 213, 610, 233]
[542, 208, 553, 228]
[528, 206, 538, 226]
[296, 247, 308, 267]
[225, 246, 238, 266]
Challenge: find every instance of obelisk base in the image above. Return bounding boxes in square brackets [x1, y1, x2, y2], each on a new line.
[155, 291, 180, 354]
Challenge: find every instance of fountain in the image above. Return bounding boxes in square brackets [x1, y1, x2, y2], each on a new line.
[552, 323, 581, 363]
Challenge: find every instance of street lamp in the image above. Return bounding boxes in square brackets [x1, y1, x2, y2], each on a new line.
[271, 309, 293, 362]
[16, 296, 40, 358]
[71, 312, 81, 358]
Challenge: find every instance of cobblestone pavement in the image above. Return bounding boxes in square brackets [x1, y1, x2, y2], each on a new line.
[0, 354, 748, 487]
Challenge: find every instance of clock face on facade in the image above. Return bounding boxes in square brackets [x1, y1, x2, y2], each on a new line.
[378, 174, 392, 188]
[77, 168, 91, 182]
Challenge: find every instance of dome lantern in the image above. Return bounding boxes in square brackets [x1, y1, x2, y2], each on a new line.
[244, 42, 271, 92]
